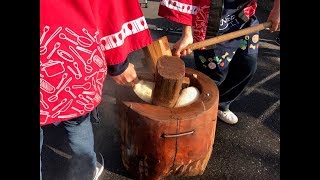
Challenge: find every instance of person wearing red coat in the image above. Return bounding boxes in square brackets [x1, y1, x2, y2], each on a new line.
[40, 0, 152, 179]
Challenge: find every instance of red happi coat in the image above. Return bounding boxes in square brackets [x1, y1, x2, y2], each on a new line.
[158, 0, 257, 42]
[40, 0, 152, 125]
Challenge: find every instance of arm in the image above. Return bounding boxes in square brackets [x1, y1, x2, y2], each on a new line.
[267, 0, 280, 32]
[158, 0, 210, 57]
[173, 25, 194, 57]
[108, 59, 137, 85]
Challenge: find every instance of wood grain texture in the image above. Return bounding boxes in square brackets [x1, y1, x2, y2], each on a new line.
[118, 68, 219, 180]
[143, 36, 172, 73]
[152, 56, 185, 108]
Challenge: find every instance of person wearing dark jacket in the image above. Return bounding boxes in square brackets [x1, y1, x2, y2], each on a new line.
[158, 0, 280, 124]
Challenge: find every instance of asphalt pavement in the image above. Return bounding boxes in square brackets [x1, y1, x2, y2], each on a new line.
[41, 1, 280, 179]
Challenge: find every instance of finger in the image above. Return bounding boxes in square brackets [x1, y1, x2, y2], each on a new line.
[114, 77, 124, 85]
[128, 63, 135, 69]
[181, 49, 187, 56]
[173, 50, 181, 57]
[118, 77, 126, 85]
[125, 75, 136, 84]
[173, 43, 181, 56]
[186, 48, 192, 55]
[271, 21, 280, 32]
[173, 47, 182, 57]
[130, 71, 137, 83]
[270, 23, 276, 32]
[126, 64, 137, 83]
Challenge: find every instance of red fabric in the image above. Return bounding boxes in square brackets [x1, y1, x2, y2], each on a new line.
[158, 0, 210, 26]
[40, 0, 152, 126]
[243, 1, 257, 18]
[158, 0, 193, 26]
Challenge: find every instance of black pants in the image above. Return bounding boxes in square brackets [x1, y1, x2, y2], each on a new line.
[193, 48, 258, 111]
[217, 50, 257, 110]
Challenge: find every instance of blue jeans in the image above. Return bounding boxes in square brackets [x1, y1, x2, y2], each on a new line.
[40, 113, 97, 180]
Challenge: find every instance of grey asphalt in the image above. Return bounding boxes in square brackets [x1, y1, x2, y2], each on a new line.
[41, 1, 280, 180]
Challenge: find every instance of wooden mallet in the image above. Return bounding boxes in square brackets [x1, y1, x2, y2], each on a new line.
[141, 22, 272, 107]
[143, 21, 272, 73]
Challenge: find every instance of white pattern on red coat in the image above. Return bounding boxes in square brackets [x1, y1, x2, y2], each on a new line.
[40, 0, 152, 126]
[159, 0, 200, 15]
[158, 0, 211, 41]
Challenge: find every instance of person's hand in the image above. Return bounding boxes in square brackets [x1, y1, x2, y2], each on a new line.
[173, 35, 193, 57]
[173, 25, 193, 57]
[267, 0, 280, 32]
[111, 63, 137, 85]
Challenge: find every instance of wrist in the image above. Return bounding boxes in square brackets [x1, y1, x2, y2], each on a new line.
[182, 25, 193, 37]
[107, 59, 129, 76]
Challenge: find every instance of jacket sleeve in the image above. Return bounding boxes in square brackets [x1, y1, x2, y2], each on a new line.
[92, 0, 152, 66]
[107, 59, 129, 76]
[158, 0, 211, 26]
